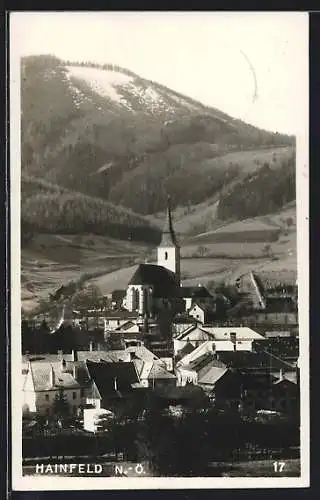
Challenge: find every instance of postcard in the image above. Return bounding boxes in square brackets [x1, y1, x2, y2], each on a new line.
[9, 11, 309, 490]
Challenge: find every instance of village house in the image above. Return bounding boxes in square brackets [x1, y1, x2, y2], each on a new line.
[85, 360, 140, 417]
[173, 325, 265, 354]
[22, 355, 91, 418]
[179, 285, 214, 311]
[22, 343, 176, 418]
[188, 303, 216, 324]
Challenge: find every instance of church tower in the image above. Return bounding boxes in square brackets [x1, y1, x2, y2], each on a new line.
[157, 196, 180, 284]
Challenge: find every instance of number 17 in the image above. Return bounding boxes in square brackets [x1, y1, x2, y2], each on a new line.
[273, 461, 285, 472]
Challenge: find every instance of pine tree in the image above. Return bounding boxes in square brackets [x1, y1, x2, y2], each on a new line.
[52, 387, 70, 420]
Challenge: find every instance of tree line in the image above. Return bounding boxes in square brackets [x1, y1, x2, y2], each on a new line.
[217, 154, 296, 220]
[21, 175, 161, 245]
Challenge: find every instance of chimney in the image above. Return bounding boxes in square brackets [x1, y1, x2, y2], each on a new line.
[89, 340, 94, 352]
[73, 365, 77, 380]
[114, 377, 118, 391]
[57, 350, 63, 360]
[71, 349, 78, 362]
[279, 368, 284, 381]
[49, 365, 55, 387]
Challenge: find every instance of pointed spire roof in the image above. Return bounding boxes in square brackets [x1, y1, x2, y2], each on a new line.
[159, 196, 179, 247]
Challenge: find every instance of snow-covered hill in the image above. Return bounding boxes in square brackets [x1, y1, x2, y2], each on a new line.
[65, 64, 205, 118]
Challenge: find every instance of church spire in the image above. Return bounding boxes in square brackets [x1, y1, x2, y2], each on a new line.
[159, 196, 179, 247]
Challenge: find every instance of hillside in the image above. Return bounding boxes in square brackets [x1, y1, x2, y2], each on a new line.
[21, 55, 294, 217]
[21, 174, 160, 246]
[20, 55, 297, 310]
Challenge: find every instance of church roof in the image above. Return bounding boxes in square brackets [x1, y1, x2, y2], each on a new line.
[128, 263, 180, 298]
[159, 197, 179, 247]
[180, 286, 213, 299]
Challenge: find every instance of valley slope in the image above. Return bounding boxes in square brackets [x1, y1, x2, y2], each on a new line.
[21, 55, 296, 312]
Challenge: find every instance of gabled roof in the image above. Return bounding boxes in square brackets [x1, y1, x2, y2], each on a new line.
[203, 327, 265, 341]
[218, 350, 295, 372]
[126, 345, 159, 362]
[190, 302, 215, 314]
[128, 263, 179, 298]
[86, 360, 139, 398]
[177, 342, 195, 358]
[29, 362, 81, 391]
[148, 362, 176, 380]
[272, 376, 297, 386]
[198, 364, 228, 386]
[114, 320, 137, 331]
[175, 325, 216, 342]
[189, 353, 226, 372]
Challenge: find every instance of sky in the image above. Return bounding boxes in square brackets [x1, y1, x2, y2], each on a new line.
[10, 12, 308, 135]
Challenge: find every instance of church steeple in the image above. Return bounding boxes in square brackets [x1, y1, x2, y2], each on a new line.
[157, 196, 180, 283]
[159, 196, 179, 248]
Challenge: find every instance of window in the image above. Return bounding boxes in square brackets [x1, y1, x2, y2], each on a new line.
[72, 392, 76, 400]
[165, 251, 168, 260]
[45, 394, 49, 401]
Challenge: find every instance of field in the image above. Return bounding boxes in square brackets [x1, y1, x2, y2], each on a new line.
[21, 233, 150, 311]
[21, 204, 297, 312]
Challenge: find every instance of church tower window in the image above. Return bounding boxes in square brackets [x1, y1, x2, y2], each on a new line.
[157, 196, 180, 284]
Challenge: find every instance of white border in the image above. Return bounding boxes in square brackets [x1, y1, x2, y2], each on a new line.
[10, 11, 310, 491]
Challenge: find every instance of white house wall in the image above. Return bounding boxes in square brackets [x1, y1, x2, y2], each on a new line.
[35, 387, 83, 417]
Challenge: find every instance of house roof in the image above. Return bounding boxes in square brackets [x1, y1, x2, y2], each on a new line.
[128, 264, 180, 298]
[86, 360, 139, 398]
[189, 353, 226, 372]
[204, 327, 265, 341]
[126, 345, 159, 362]
[177, 342, 195, 358]
[175, 325, 216, 342]
[198, 364, 228, 386]
[272, 376, 297, 386]
[218, 350, 295, 372]
[180, 286, 213, 299]
[176, 340, 214, 367]
[77, 350, 129, 363]
[148, 362, 176, 380]
[190, 302, 216, 314]
[173, 315, 196, 325]
[114, 320, 138, 331]
[29, 362, 81, 391]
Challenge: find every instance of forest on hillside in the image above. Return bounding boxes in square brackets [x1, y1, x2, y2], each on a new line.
[20, 55, 296, 238]
[217, 154, 296, 220]
[21, 175, 161, 246]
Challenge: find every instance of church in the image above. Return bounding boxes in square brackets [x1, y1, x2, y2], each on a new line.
[124, 198, 212, 319]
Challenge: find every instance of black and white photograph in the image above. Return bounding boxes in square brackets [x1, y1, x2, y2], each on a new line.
[10, 11, 309, 490]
